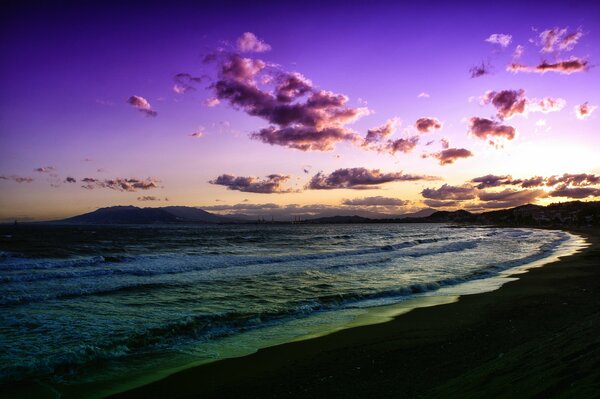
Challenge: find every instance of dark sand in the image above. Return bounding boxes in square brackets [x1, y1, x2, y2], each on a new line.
[108, 229, 600, 399]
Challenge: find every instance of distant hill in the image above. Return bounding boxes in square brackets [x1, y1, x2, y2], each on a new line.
[57, 206, 237, 224]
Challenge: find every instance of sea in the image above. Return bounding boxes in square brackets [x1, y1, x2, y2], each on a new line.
[0, 223, 584, 398]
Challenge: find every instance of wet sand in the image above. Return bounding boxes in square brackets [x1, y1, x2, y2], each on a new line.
[106, 228, 600, 398]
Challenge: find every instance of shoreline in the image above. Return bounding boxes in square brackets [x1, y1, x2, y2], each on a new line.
[102, 227, 600, 399]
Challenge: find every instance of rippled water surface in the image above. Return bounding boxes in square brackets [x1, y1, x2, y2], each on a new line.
[0, 223, 573, 396]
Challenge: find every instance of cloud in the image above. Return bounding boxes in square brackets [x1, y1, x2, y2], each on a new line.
[520, 176, 545, 188]
[575, 102, 597, 120]
[209, 52, 369, 151]
[421, 184, 477, 200]
[440, 138, 449, 149]
[485, 33, 512, 48]
[549, 185, 600, 199]
[468, 117, 516, 143]
[538, 27, 583, 53]
[481, 89, 565, 120]
[203, 98, 220, 107]
[477, 188, 546, 207]
[507, 58, 588, 74]
[0, 175, 34, 183]
[513, 45, 525, 60]
[423, 199, 459, 208]
[237, 32, 272, 53]
[34, 166, 55, 173]
[190, 128, 205, 138]
[385, 136, 420, 154]
[81, 177, 161, 191]
[417, 92, 430, 98]
[307, 167, 438, 190]
[415, 117, 442, 133]
[364, 118, 400, 144]
[342, 196, 409, 206]
[137, 196, 161, 201]
[173, 73, 204, 94]
[470, 61, 491, 78]
[210, 174, 294, 193]
[127, 95, 157, 117]
[470, 174, 518, 189]
[429, 148, 474, 165]
[64, 177, 76, 183]
[546, 173, 600, 187]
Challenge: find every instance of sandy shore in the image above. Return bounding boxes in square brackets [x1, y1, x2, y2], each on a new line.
[106, 228, 600, 399]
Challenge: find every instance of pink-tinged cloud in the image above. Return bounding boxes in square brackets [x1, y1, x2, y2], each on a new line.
[415, 117, 442, 133]
[417, 92, 430, 98]
[513, 45, 525, 60]
[210, 174, 293, 193]
[471, 174, 518, 189]
[477, 188, 546, 207]
[549, 185, 600, 199]
[203, 97, 220, 107]
[364, 118, 400, 144]
[173, 73, 204, 94]
[81, 177, 160, 191]
[539, 27, 583, 53]
[237, 32, 272, 53]
[127, 95, 157, 117]
[252, 126, 360, 151]
[520, 176, 545, 188]
[485, 33, 512, 48]
[34, 166, 55, 173]
[507, 58, 588, 74]
[575, 102, 597, 120]
[440, 138, 449, 149]
[211, 53, 369, 151]
[190, 129, 205, 139]
[385, 136, 420, 154]
[307, 168, 438, 190]
[468, 117, 516, 143]
[430, 148, 474, 165]
[545, 173, 600, 187]
[342, 196, 409, 206]
[482, 90, 565, 120]
[421, 184, 477, 200]
[0, 175, 34, 183]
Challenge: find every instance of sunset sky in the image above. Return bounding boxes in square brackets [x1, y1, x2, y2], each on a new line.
[1, 0, 599, 221]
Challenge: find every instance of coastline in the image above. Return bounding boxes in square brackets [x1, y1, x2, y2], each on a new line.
[101, 227, 600, 399]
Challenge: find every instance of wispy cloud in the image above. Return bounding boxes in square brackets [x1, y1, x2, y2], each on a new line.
[575, 102, 597, 120]
[127, 95, 157, 117]
[485, 33, 512, 48]
[342, 196, 409, 206]
[0, 175, 34, 183]
[81, 177, 161, 191]
[507, 58, 588, 74]
[421, 184, 477, 200]
[237, 32, 272, 53]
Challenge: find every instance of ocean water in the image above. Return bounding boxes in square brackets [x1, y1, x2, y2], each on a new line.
[0, 223, 581, 397]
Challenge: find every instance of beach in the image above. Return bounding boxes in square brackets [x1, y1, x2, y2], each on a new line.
[108, 228, 600, 399]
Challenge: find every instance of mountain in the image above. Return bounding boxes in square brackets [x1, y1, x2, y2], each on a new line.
[57, 206, 237, 224]
[395, 208, 437, 219]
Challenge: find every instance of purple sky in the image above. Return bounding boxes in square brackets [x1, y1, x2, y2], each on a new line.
[1, 0, 599, 221]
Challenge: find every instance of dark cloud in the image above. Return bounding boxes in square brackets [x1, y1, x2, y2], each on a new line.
[471, 174, 518, 189]
[507, 58, 588, 75]
[0, 175, 34, 183]
[430, 148, 474, 165]
[342, 196, 409, 206]
[575, 102, 597, 120]
[469, 61, 492, 78]
[421, 184, 477, 201]
[81, 177, 160, 191]
[209, 52, 369, 151]
[482, 90, 526, 119]
[415, 117, 442, 133]
[210, 174, 294, 193]
[546, 173, 600, 187]
[64, 177, 76, 183]
[34, 166, 55, 173]
[137, 196, 161, 201]
[477, 188, 547, 208]
[468, 117, 516, 143]
[173, 73, 204, 94]
[520, 176, 545, 188]
[423, 199, 460, 208]
[127, 95, 157, 117]
[364, 118, 399, 144]
[307, 168, 438, 190]
[237, 32, 272, 53]
[384, 136, 420, 154]
[549, 185, 600, 199]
